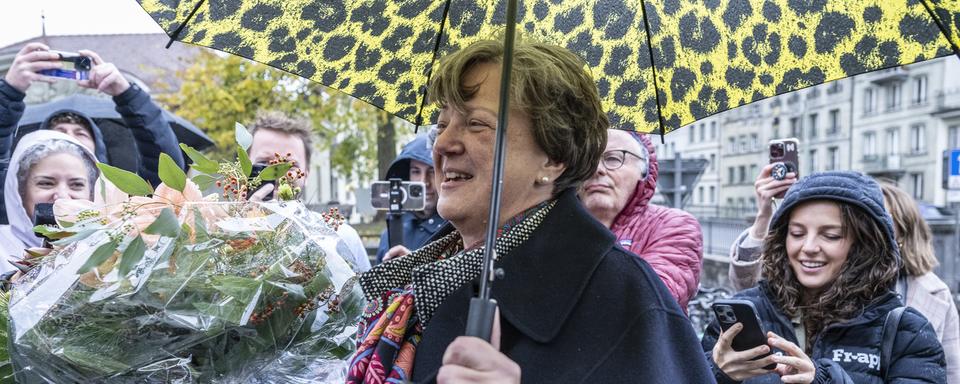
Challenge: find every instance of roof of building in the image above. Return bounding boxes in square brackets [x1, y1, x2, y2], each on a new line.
[0, 33, 205, 93]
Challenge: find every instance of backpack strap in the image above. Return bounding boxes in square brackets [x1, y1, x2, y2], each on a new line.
[880, 306, 907, 380]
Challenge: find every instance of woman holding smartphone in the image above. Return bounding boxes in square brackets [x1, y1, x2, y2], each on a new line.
[702, 171, 946, 383]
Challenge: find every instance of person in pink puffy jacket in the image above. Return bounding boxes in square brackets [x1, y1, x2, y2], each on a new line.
[580, 129, 704, 311]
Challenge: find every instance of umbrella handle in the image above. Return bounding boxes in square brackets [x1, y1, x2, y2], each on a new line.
[465, 297, 497, 342]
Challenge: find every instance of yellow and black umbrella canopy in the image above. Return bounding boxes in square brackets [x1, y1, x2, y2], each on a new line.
[138, 0, 960, 135]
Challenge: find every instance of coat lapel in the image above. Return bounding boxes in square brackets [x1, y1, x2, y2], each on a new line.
[492, 189, 616, 343]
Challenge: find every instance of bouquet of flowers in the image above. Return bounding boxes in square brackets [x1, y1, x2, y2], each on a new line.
[2, 124, 364, 383]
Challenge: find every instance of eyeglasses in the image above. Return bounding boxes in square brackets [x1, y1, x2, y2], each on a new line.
[601, 150, 646, 170]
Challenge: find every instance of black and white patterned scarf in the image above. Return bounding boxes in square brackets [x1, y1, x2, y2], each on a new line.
[359, 200, 556, 327]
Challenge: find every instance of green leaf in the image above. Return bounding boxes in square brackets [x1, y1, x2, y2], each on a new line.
[237, 147, 252, 177]
[179, 143, 219, 174]
[33, 224, 72, 240]
[96, 163, 153, 196]
[77, 239, 119, 274]
[257, 163, 292, 181]
[52, 228, 101, 246]
[192, 174, 219, 190]
[235, 122, 253, 150]
[144, 208, 180, 237]
[158, 153, 187, 192]
[117, 235, 147, 276]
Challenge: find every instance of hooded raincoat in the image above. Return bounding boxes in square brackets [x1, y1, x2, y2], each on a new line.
[0, 130, 97, 275]
[608, 133, 703, 310]
[0, 79, 184, 223]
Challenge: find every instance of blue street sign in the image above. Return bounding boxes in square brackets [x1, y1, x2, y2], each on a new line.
[952, 150, 960, 176]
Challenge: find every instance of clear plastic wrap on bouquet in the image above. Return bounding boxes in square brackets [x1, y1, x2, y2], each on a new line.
[7, 200, 365, 383]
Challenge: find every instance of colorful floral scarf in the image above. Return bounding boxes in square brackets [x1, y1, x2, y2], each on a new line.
[345, 201, 554, 383]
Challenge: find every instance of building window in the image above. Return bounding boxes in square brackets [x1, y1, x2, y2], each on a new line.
[709, 186, 716, 203]
[910, 124, 926, 154]
[863, 131, 877, 158]
[790, 117, 802, 138]
[949, 125, 960, 149]
[728, 167, 735, 184]
[827, 146, 839, 170]
[911, 172, 924, 200]
[828, 109, 840, 135]
[710, 121, 717, 139]
[771, 117, 780, 139]
[699, 123, 706, 142]
[689, 125, 695, 143]
[864, 88, 875, 114]
[885, 82, 901, 110]
[739, 134, 748, 152]
[738, 165, 747, 184]
[809, 149, 818, 174]
[827, 81, 842, 94]
[698, 186, 705, 204]
[808, 113, 818, 138]
[709, 153, 716, 171]
[749, 164, 758, 180]
[912, 76, 928, 104]
[727, 137, 736, 153]
[886, 128, 900, 156]
[749, 133, 759, 151]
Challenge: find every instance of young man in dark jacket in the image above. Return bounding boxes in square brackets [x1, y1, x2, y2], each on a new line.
[0, 43, 183, 223]
[375, 134, 446, 263]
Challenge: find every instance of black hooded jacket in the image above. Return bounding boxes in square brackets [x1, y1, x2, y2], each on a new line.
[702, 282, 946, 383]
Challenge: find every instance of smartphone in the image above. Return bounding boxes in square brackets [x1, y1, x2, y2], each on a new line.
[769, 138, 800, 197]
[370, 180, 425, 211]
[37, 50, 92, 80]
[712, 299, 776, 370]
[246, 164, 277, 200]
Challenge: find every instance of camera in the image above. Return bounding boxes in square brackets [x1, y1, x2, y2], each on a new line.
[32, 202, 57, 244]
[246, 163, 277, 200]
[37, 50, 92, 80]
[370, 179, 426, 211]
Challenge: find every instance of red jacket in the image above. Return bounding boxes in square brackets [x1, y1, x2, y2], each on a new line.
[609, 134, 703, 311]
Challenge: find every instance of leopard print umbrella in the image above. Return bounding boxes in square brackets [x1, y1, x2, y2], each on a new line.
[137, 0, 960, 135]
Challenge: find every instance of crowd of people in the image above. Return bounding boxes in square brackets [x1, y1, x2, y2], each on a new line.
[0, 37, 955, 383]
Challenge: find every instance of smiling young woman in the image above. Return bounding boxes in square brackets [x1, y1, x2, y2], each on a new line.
[703, 171, 946, 384]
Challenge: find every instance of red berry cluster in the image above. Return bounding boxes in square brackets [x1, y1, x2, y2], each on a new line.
[322, 208, 345, 230]
[249, 291, 289, 325]
[271, 153, 306, 184]
[215, 176, 248, 199]
[293, 286, 336, 318]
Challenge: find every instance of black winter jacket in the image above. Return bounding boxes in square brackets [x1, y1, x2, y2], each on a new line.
[702, 282, 946, 383]
[405, 189, 715, 383]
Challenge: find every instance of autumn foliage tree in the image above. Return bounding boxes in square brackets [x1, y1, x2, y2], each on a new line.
[154, 51, 411, 185]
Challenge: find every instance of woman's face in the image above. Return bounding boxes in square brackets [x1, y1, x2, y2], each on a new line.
[432, 62, 563, 238]
[22, 152, 91, 220]
[786, 200, 852, 297]
[580, 130, 647, 221]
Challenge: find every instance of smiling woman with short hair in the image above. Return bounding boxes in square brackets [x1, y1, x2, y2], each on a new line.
[346, 39, 712, 383]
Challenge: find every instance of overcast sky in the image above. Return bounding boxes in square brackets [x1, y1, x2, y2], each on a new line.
[0, 0, 164, 48]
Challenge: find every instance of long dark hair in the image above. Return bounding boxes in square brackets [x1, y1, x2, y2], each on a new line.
[761, 200, 898, 350]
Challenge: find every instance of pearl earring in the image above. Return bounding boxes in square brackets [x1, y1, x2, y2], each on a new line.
[538, 176, 550, 184]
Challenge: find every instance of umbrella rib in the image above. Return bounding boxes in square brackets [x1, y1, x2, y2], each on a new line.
[413, 0, 454, 130]
[918, 0, 960, 60]
[165, 0, 207, 49]
[638, 1, 668, 143]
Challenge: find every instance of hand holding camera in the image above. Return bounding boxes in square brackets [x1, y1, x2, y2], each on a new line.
[3, 43, 64, 92]
[76, 50, 131, 96]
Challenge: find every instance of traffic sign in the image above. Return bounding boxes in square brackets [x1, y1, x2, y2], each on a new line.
[951, 150, 960, 189]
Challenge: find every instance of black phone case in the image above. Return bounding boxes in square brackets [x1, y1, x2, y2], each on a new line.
[712, 299, 776, 370]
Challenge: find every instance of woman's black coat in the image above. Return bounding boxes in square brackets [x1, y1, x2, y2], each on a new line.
[411, 189, 715, 383]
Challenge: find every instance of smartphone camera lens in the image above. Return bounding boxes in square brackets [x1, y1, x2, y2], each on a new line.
[409, 185, 423, 198]
[770, 143, 785, 158]
[76, 56, 93, 71]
